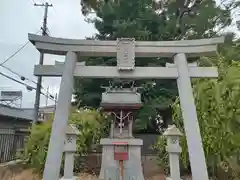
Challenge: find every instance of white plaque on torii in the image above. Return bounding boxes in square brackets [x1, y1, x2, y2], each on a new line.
[117, 38, 135, 71]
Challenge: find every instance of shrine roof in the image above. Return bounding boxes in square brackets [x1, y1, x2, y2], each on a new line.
[101, 103, 142, 110]
[101, 89, 142, 106]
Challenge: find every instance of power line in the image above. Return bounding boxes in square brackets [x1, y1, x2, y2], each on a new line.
[31, 0, 36, 4]
[0, 64, 38, 85]
[0, 71, 56, 102]
[0, 27, 55, 101]
[0, 72, 34, 90]
[0, 29, 41, 66]
[51, 4, 58, 16]
[0, 63, 56, 100]
[0, 63, 56, 101]
[0, 1, 56, 107]
[0, 42, 30, 65]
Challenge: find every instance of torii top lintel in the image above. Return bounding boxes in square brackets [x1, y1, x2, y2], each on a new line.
[28, 33, 224, 57]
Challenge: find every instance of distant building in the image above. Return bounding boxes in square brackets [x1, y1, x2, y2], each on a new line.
[0, 104, 54, 163]
[0, 90, 23, 108]
[24, 104, 56, 123]
[0, 104, 33, 134]
[38, 105, 56, 122]
[0, 104, 56, 134]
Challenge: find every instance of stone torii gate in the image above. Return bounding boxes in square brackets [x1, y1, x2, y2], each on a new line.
[28, 34, 224, 180]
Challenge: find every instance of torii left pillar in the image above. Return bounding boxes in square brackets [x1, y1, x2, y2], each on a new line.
[43, 51, 77, 180]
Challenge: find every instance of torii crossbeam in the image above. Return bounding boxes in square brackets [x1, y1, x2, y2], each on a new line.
[28, 33, 224, 180]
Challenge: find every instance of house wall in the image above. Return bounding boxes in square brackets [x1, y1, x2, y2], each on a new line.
[0, 116, 31, 133]
[0, 115, 30, 163]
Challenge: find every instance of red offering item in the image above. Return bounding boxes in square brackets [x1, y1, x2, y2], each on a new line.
[114, 152, 129, 160]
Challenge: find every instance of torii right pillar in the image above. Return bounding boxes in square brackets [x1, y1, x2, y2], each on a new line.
[170, 53, 211, 180]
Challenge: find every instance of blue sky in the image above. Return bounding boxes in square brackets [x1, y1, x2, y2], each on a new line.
[0, 0, 239, 108]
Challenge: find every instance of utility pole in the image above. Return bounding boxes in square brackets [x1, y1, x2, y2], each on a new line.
[33, 2, 53, 124]
[54, 93, 58, 112]
[45, 86, 49, 106]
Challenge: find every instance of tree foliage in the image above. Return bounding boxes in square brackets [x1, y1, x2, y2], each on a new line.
[20, 108, 109, 173]
[74, 0, 237, 130]
[154, 54, 240, 179]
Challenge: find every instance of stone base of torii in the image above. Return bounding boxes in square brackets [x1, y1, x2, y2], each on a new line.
[28, 34, 224, 180]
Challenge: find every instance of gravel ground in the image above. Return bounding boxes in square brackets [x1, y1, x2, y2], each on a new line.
[0, 166, 193, 180]
[77, 173, 100, 180]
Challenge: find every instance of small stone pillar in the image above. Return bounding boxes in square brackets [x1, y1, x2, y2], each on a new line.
[60, 124, 79, 180]
[163, 125, 183, 180]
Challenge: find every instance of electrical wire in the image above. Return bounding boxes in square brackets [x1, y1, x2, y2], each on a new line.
[0, 28, 56, 98]
[0, 71, 55, 101]
[0, 63, 56, 99]
[0, 64, 38, 85]
[48, 0, 57, 12]
[31, 0, 36, 4]
[0, 72, 34, 89]
[0, 72, 56, 102]
[0, 1, 57, 105]
[0, 29, 41, 66]
[0, 42, 30, 65]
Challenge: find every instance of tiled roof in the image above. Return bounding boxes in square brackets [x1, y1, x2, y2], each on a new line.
[0, 104, 34, 121]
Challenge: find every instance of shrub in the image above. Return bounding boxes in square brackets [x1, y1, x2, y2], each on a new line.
[154, 56, 240, 179]
[20, 108, 109, 173]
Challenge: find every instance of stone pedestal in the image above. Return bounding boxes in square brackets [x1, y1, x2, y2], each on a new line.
[60, 153, 78, 180]
[99, 138, 145, 180]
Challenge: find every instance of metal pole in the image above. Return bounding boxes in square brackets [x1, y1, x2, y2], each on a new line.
[45, 86, 49, 106]
[33, 2, 53, 124]
[54, 93, 57, 112]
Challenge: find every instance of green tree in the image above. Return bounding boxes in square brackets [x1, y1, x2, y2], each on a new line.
[154, 54, 240, 179]
[74, 0, 236, 130]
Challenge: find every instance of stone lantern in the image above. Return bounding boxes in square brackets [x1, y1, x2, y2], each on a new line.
[99, 87, 144, 180]
[163, 125, 183, 180]
[60, 124, 79, 180]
